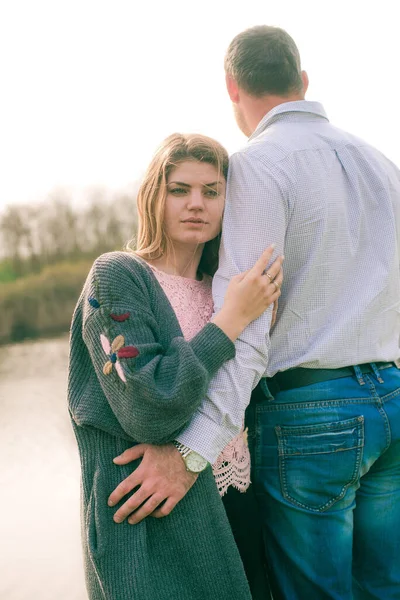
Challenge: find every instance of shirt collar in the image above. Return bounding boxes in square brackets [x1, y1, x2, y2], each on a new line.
[248, 100, 329, 141]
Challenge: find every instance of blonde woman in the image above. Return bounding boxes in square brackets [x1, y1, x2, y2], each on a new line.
[68, 133, 282, 600]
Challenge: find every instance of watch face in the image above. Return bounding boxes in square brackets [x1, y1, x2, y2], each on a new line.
[185, 451, 208, 473]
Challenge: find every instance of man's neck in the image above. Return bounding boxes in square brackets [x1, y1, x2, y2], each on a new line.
[244, 93, 305, 136]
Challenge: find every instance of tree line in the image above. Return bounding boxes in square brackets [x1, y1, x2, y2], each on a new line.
[0, 186, 139, 343]
[0, 186, 139, 281]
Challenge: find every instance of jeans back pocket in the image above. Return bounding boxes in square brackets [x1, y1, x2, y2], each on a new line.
[276, 416, 364, 512]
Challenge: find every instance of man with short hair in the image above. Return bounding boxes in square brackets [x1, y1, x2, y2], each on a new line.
[110, 26, 400, 599]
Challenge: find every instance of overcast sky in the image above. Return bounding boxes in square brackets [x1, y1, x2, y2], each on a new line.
[0, 0, 399, 210]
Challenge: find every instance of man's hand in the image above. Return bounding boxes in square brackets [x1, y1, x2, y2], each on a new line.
[108, 443, 198, 525]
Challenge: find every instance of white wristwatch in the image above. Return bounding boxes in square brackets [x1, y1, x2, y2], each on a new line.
[172, 441, 209, 473]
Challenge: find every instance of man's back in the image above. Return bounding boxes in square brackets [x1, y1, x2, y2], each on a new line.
[186, 28, 400, 599]
[220, 101, 400, 375]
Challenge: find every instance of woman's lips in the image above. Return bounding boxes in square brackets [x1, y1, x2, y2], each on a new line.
[182, 219, 207, 224]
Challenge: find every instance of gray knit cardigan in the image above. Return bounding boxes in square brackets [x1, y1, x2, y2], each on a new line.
[68, 251, 252, 600]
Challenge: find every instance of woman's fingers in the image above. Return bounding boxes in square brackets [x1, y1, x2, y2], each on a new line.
[272, 268, 283, 289]
[248, 244, 276, 276]
[270, 288, 281, 302]
[264, 255, 284, 282]
[271, 299, 279, 327]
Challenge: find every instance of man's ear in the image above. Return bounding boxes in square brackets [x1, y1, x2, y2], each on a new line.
[301, 70, 309, 95]
[225, 73, 240, 103]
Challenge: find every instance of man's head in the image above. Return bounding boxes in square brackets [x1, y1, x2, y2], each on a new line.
[225, 26, 309, 136]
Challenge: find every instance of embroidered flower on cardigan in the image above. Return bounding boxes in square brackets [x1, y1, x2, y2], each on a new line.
[89, 280, 101, 308]
[100, 334, 139, 382]
[88, 297, 100, 308]
[110, 312, 131, 322]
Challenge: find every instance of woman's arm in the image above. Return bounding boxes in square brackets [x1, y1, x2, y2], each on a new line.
[80, 253, 236, 445]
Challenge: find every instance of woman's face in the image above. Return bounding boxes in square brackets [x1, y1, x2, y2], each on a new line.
[164, 160, 226, 250]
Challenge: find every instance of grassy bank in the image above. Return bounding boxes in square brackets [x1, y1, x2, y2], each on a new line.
[0, 260, 93, 344]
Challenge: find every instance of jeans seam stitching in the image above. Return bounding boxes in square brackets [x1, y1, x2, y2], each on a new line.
[276, 415, 363, 436]
[382, 386, 400, 403]
[258, 398, 375, 412]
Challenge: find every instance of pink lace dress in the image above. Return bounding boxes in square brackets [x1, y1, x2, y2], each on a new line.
[149, 264, 251, 497]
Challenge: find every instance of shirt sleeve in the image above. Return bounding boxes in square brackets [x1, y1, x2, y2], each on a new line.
[80, 256, 236, 445]
[176, 151, 288, 463]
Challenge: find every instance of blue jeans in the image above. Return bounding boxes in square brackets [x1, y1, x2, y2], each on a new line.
[251, 365, 400, 600]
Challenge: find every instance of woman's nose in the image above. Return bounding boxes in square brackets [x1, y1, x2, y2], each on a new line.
[187, 190, 205, 209]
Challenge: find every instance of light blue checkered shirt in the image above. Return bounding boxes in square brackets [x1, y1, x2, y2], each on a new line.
[177, 100, 400, 463]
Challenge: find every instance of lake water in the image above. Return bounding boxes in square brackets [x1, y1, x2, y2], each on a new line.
[0, 336, 87, 600]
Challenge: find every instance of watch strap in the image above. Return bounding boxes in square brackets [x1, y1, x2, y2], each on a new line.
[172, 441, 192, 458]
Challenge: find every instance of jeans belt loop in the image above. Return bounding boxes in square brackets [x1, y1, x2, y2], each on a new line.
[370, 362, 384, 384]
[353, 365, 366, 386]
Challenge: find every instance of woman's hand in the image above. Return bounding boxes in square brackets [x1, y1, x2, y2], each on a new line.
[213, 245, 283, 342]
[271, 299, 279, 328]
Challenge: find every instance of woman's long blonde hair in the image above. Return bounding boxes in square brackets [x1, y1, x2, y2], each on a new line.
[131, 133, 229, 277]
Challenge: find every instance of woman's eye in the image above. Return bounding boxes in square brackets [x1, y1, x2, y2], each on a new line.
[169, 187, 188, 195]
[204, 189, 219, 198]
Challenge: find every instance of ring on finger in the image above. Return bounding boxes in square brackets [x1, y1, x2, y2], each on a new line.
[264, 271, 274, 281]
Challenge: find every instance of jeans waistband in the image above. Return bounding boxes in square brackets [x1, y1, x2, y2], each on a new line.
[265, 362, 395, 396]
